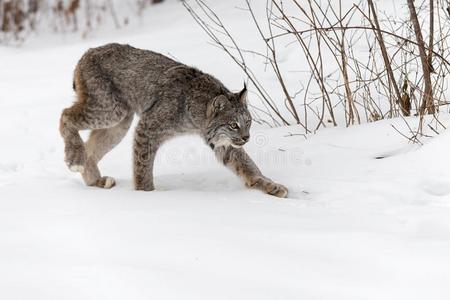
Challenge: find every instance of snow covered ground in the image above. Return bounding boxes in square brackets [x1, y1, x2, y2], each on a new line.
[1, 1, 450, 299]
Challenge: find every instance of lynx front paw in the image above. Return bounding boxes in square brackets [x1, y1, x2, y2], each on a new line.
[65, 145, 86, 173]
[135, 183, 155, 191]
[265, 181, 288, 198]
[248, 176, 288, 198]
[96, 176, 116, 189]
[134, 177, 155, 191]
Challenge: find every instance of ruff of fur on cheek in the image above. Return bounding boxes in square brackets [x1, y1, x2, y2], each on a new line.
[213, 137, 233, 148]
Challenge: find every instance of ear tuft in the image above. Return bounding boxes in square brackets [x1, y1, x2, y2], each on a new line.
[238, 83, 247, 104]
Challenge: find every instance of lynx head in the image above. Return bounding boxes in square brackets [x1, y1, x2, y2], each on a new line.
[206, 84, 252, 149]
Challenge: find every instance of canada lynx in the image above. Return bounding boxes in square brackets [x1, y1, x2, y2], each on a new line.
[59, 43, 288, 197]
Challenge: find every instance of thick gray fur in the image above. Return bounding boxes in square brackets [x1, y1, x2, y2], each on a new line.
[59, 43, 288, 197]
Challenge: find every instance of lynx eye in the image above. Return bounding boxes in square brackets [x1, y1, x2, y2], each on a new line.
[229, 122, 239, 130]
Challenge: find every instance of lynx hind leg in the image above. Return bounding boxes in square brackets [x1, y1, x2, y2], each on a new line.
[82, 113, 134, 189]
[59, 65, 130, 175]
[60, 100, 130, 178]
[59, 102, 88, 173]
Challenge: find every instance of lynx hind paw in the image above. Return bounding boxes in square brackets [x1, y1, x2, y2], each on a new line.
[96, 176, 116, 189]
[69, 164, 85, 173]
[65, 146, 86, 173]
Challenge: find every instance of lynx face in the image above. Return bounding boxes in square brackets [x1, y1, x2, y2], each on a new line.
[206, 87, 251, 149]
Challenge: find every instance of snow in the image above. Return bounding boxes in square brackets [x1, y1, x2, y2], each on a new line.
[1, 0, 450, 299]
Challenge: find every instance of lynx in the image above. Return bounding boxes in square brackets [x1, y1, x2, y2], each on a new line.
[59, 43, 288, 197]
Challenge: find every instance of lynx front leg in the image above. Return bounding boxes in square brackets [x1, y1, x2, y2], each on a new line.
[133, 115, 168, 191]
[214, 147, 288, 198]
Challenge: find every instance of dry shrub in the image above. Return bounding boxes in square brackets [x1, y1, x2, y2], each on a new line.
[184, 0, 450, 140]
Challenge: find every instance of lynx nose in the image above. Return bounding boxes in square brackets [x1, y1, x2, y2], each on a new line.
[242, 135, 250, 142]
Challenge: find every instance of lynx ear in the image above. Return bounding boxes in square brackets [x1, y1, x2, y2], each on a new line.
[238, 83, 247, 104]
[207, 95, 229, 117]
